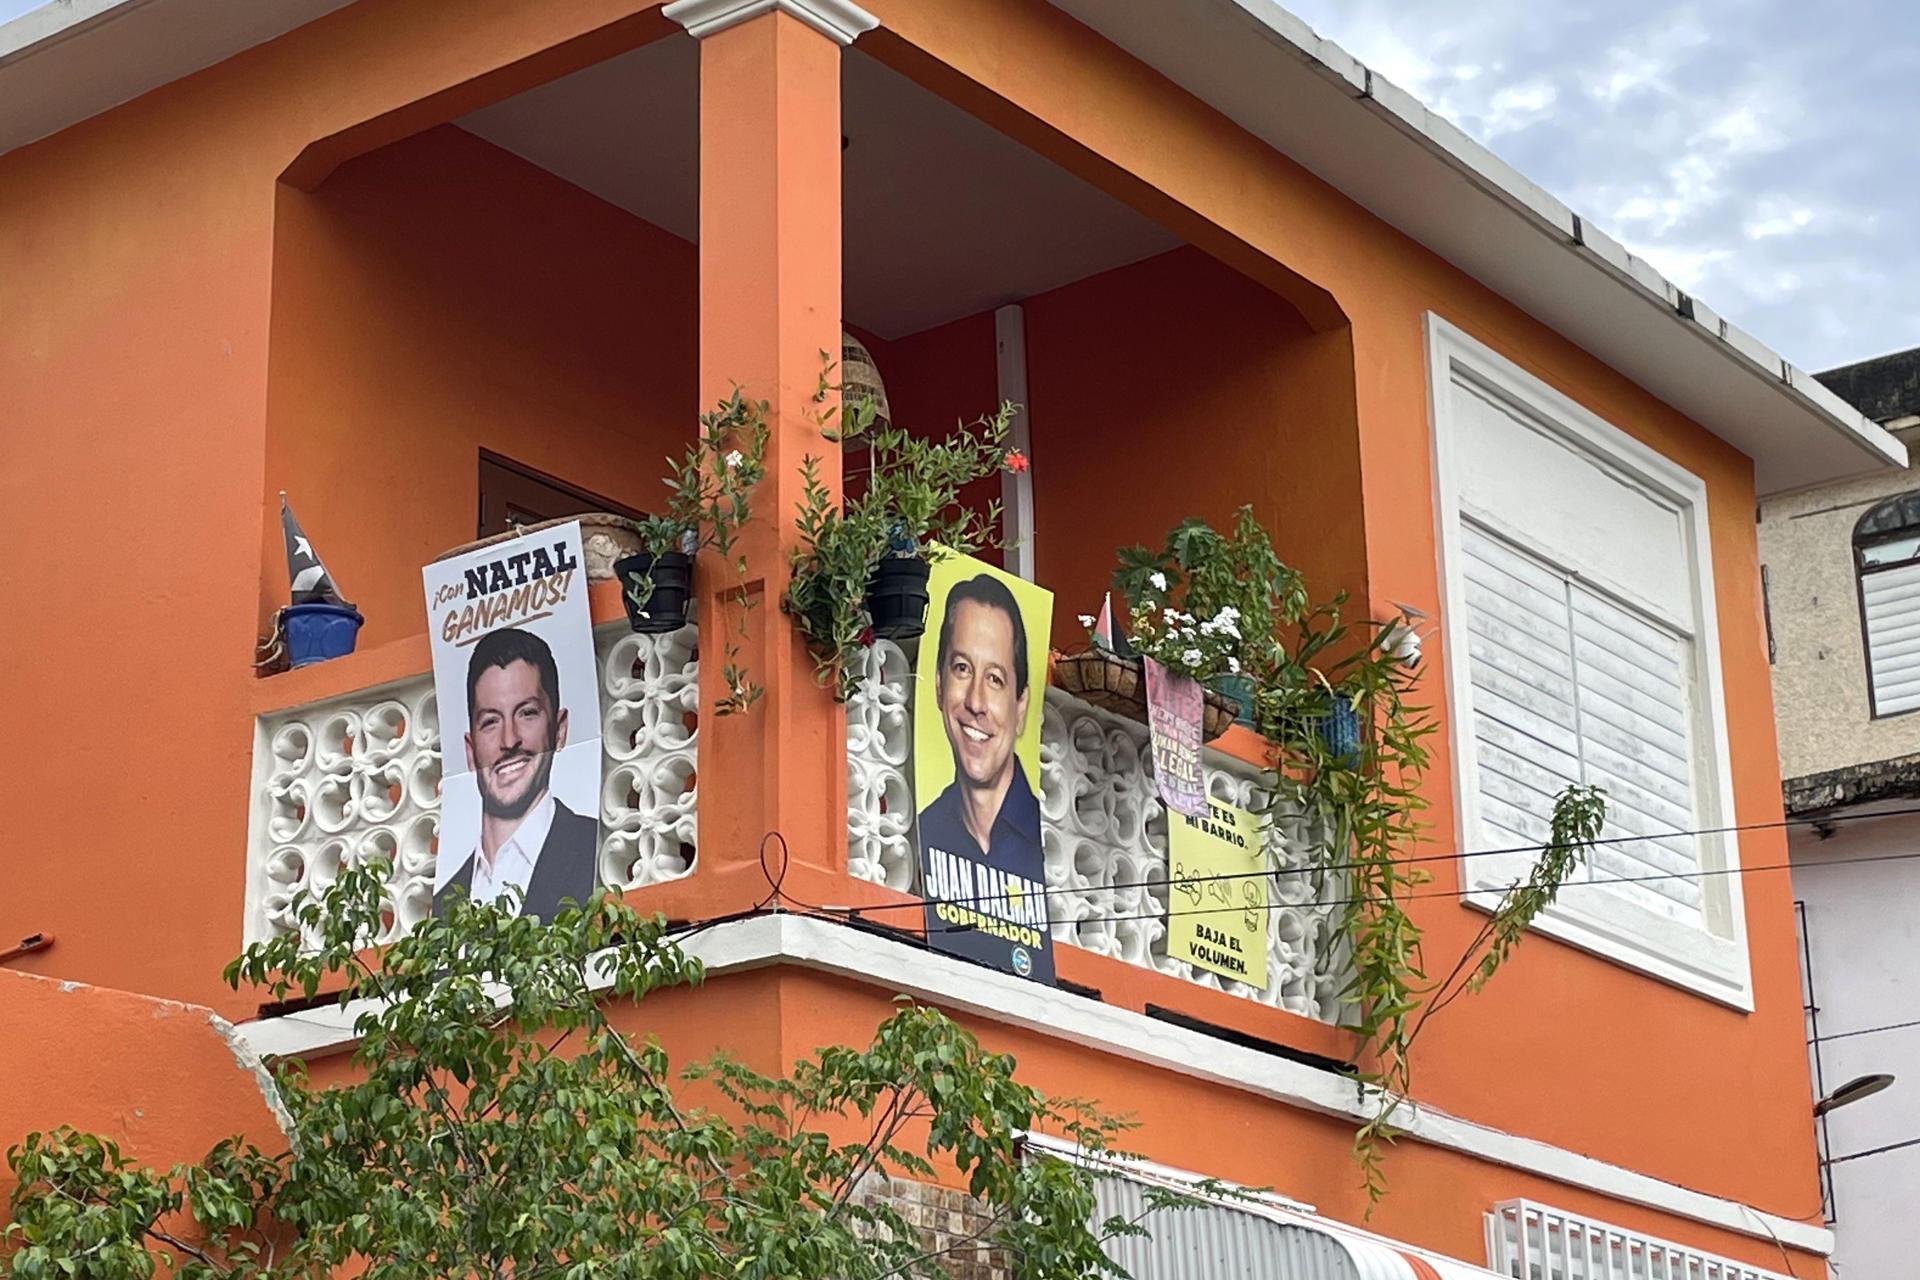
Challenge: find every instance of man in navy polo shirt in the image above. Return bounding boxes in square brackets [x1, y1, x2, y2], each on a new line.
[917, 574, 1051, 982]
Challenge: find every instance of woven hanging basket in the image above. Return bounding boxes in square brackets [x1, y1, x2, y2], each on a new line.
[1050, 650, 1241, 742]
[842, 331, 892, 430]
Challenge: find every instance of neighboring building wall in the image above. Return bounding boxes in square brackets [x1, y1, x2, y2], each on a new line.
[1792, 813, 1920, 1280]
[1760, 427, 1920, 781]
[1761, 351, 1920, 1277]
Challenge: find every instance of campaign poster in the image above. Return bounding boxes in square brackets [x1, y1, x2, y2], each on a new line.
[913, 551, 1054, 983]
[1143, 656, 1207, 818]
[1166, 798, 1268, 988]
[422, 521, 603, 922]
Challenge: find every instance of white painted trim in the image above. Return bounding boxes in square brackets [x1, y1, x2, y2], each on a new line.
[660, 0, 876, 45]
[1425, 313, 1754, 1010]
[995, 304, 1037, 581]
[233, 913, 1825, 1255]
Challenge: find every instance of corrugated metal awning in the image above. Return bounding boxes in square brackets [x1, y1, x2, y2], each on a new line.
[1032, 1136, 1507, 1280]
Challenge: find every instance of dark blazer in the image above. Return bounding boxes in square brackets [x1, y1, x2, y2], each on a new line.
[434, 799, 600, 923]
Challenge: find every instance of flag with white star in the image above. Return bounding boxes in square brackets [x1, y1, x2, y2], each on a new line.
[279, 492, 351, 607]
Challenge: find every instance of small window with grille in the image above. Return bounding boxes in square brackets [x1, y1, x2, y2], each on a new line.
[1853, 491, 1920, 717]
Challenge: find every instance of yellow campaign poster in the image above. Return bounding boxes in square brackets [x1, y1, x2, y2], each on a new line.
[1166, 798, 1268, 988]
[913, 549, 1054, 983]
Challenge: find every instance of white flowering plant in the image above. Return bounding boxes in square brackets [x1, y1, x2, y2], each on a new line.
[1108, 506, 1306, 683]
[632, 386, 770, 561]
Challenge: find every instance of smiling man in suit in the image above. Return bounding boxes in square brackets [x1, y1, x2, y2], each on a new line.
[434, 626, 598, 922]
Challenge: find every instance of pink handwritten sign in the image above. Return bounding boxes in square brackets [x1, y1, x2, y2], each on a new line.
[1143, 656, 1207, 818]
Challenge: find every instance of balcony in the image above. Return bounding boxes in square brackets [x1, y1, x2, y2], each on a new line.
[243, 16, 1364, 1054]
[247, 593, 1351, 1031]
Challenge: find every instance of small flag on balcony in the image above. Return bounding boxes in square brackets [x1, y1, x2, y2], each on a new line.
[279, 492, 352, 607]
[1091, 593, 1117, 651]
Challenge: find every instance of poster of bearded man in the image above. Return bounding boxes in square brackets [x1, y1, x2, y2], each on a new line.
[422, 521, 603, 923]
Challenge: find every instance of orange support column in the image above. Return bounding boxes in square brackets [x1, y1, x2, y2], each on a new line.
[669, 0, 875, 891]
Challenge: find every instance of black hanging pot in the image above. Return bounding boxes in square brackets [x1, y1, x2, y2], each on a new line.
[865, 553, 932, 641]
[614, 550, 694, 634]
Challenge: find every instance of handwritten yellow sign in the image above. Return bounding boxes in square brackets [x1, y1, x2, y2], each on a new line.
[1166, 798, 1268, 988]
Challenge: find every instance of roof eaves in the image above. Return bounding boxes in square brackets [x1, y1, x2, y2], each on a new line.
[1048, 0, 1905, 490]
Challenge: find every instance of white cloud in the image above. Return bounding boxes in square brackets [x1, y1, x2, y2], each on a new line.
[1279, 0, 1920, 370]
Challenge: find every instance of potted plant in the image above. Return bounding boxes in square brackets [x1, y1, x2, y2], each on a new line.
[615, 389, 769, 636]
[1056, 506, 1305, 738]
[786, 366, 1019, 699]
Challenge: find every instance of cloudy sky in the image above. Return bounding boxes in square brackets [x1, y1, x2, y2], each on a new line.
[1281, 0, 1920, 373]
[4, 0, 1912, 371]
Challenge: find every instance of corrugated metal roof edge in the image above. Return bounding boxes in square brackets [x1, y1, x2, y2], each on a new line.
[1028, 1132, 1510, 1280]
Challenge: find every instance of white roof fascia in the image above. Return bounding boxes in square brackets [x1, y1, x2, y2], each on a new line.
[0, 0, 351, 158]
[1045, 0, 1907, 495]
[0, 0, 1904, 493]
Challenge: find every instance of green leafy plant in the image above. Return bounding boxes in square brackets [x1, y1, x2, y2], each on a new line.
[1109, 506, 1306, 682]
[3, 864, 1193, 1280]
[627, 387, 770, 716]
[786, 359, 1018, 699]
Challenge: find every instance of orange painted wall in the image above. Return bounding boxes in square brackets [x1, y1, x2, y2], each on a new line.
[0, 972, 284, 1207]
[262, 123, 697, 649]
[772, 966, 1821, 1276]
[861, 0, 1821, 1245]
[0, 0, 1823, 1269]
[867, 246, 1362, 634]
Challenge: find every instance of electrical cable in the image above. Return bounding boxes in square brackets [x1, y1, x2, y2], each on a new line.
[1825, 1134, 1920, 1166]
[1810, 1014, 1920, 1045]
[802, 799, 1920, 925]
[804, 839, 1920, 934]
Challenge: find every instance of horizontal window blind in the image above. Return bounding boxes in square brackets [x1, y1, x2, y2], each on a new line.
[1462, 521, 1701, 924]
[1862, 559, 1920, 716]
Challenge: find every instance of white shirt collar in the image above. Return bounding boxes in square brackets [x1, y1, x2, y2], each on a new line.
[468, 791, 558, 909]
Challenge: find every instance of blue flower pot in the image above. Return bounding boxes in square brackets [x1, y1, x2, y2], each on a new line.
[1207, 673, 1257, 727]
[284, 602, 363, 668]
[1312, 697, 1361, 766]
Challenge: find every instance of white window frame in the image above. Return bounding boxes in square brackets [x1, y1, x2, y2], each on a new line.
[1426, 314, 1752, 1010]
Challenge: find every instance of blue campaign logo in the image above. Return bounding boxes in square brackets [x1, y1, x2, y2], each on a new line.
[1010, 946, 1033, 978]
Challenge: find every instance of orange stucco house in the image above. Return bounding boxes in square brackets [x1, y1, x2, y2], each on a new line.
[1, 0, 1903, 1276]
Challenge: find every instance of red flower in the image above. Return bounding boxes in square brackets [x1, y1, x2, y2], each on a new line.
[1004, 449, 1030, 473]
[858, 626, 875, 647]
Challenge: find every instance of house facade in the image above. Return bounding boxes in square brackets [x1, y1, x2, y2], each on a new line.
[1, 0, 1901, 1276]
[1758, 346, 1920, 1280]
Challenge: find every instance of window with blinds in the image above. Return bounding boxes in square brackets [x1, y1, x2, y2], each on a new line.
[1461, 522, 1703, 927]
[1854, 491, 1920, 717]
[1429, 314, 1749, 1007]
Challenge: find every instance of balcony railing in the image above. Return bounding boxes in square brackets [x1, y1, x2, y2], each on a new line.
[247, 628, 1349, 1028]
[246, 622, 699, 945]
[845, 641, 1351, 1025]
